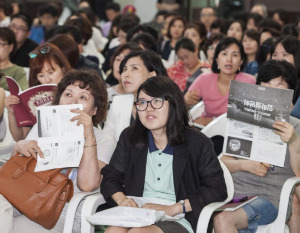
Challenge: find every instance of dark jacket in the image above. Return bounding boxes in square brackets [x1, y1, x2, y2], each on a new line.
[101, 127, 227, 231]
[11, 38, 38, 67]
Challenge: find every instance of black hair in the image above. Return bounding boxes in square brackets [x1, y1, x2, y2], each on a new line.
[247, 13, 263, 28]
[256, 37, 278, 66]
[105, 2, 120, 12]
[39, 3, 59, 17]
[131, 32, 159, 53]
[211, 37, 245, 73]
[210, 18, 229, 34]
[128, 75, 189, 148]
[257, 18, 281, 32]
[256, 59, 297, 92]
[184, 22, 207, 49]
[109, 42, 142, 68]
[75, 7, 96, 26]
[10, 12, 32, 30]
[0, 27, 17, 57]
[120, 50, 168, 77]
[243, 29, 260, 45]
[175, 37, 196, 53]
[281, 24, 299, 38]
[272, 9, 289, 25]
[126, 24, 150, 41]
[203, 32, 226, 57]
[271, 36, 300, 60]
[46, 25, 82, 44]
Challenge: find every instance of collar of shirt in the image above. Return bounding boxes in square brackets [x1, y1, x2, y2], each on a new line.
[148, 131, 173, 155]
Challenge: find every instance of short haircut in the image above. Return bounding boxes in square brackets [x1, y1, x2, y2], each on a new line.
[75, 7, 96, 26]
[167, 16, 186, 39]
[243, 29, 260, 45]
[28, 43, 71, 87]
[281, 24, 299, 38]
[211, 37, 246, 73]
[109, 42, 142, 68]
[39, 3, 59, 17]
[47, 25, 82, 44]
[105, 2, 120, 12]
[247, 13, 263, 28]
[203, 32, 226, 56]
[11, 12, 33, 30]
[131, 32, 159, 53]
[258, 18, 281, 32]
[256, 59, 297, 91]
[120, 50, 168, 77]
[52, 70, 108, 125]
[200, 6, 217, 16]
[64, 16, 92, 45]
[210, 18, 229, 34]
[47, 34, 79, 68]
[129, 75, 189, 148]
[184, 22, 207, 46]
[273, 9, 289, 25]
[252, 3, 268, 18]
[0, 27, 17, 57]
[175, 37, 196, 53]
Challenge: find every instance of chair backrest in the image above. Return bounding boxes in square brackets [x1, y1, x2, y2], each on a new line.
[189, 101, 205, 122]
[23, 67, 30, 81]
[219, 159, 234, 203]
[201, 113, 227, 138]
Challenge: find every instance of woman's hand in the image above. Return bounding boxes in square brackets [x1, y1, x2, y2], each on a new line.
[4, 95, 20, 114]
[117, 197, 138, 207]
[242, 160, 270, 177]
[13, 140, 43, 159]
[184, 90, 200, 106]
[273, 121, 297, 144]
[70, 109, 94, 140]
[141, 203, 179, 217]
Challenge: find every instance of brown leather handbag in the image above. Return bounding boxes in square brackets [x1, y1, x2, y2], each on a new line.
[0, 153, 74, 229]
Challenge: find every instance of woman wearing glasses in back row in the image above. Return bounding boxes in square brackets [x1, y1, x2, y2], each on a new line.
[4, 43, 71, 141]
[0, 27, 27, 92]
[101, 76, 227, 233]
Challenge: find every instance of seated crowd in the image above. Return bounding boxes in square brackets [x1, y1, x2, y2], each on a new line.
[0, 1, 300, 233]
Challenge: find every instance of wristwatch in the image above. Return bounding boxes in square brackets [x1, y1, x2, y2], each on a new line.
[178, 200, 186, 214]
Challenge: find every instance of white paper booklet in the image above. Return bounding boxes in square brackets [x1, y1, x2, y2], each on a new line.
[34, 104, 84, 172]
[224, 81, 293, 167]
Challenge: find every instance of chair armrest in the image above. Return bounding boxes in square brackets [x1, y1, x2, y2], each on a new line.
[63, 190, 99, 233]
[81, 193, 106, 233]
[273, 176, 300, 231]
[196, 201, 230, 233]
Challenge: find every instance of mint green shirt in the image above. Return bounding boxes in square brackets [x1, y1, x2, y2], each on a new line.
[143, 132, 193, 233]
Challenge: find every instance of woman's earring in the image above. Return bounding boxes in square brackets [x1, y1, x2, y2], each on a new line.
[238, 67, 241, 71]
[217, 65, 220, 70]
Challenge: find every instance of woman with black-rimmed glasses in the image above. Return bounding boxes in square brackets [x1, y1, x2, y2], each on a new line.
[101, 76, 227, 233]
[0, 27, 27, 91]
[4, 42, 71, 141]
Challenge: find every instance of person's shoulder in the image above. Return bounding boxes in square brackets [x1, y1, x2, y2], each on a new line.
[25, 38, 38, 48]
[236, 72, 256, 83]
[183, 127, 210, 143]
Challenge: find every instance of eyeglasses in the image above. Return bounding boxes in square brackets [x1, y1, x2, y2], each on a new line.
[200, 13, 215, 17]
[9, 24, 28, 32]
[134, 97, 167, 111]
[28, 46, 50, 58]
[0, 42, 9, 48]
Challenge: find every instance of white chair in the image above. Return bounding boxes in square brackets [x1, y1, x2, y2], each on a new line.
[201, 113, 227, 139]
[65, 159, 233, 233]
[197, 176, 300, 233]
[189, 101, 205, 129]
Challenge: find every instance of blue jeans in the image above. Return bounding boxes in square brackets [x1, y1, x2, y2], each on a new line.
[238, 197, 278, 233]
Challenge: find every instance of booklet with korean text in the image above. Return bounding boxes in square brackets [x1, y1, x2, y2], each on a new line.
[6, 76, 56, 127]
[217, 196, 257, 211]
[223, 81, 294, 167]
[34, 104, 84, 172]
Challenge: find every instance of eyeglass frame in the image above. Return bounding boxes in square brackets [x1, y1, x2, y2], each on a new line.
[28, 46, 51, 58]
[134, 97, 168, 111]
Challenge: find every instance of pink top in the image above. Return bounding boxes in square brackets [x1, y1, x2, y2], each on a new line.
[188, 71, 256, 117]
